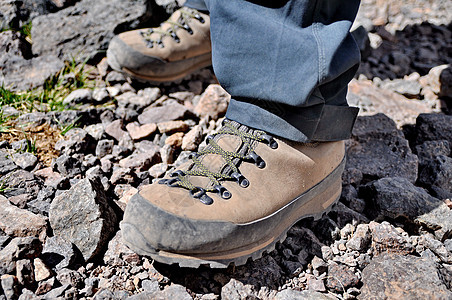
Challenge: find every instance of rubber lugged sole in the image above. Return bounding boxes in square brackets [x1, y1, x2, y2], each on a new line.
[121, 159, 344, 268]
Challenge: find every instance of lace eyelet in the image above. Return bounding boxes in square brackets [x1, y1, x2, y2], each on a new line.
[262, 134, 278, 149]
[170, 170, 185, 177]
[231, 172, 249, 188]
[247, 151, 266, 169]
[214, 185, 231, 199]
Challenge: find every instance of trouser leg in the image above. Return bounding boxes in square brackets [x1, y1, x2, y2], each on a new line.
[203, 0, 361, 142]
[184, 0, 208, 12]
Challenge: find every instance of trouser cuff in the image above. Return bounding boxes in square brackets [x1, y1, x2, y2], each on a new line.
[226, 99, 359, 142]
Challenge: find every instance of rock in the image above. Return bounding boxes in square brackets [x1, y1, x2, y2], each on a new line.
[52, 154, 83, 177]
[126, 122, 157, 141]
[148, 163, 168, 179]
[381, 78, 422, 98]
[33, 258, 51, 282]
[33, 167, 67, 189]
[194, 84, 230, 120]
[274, 289, 330, 300]
[306, 275, 326, 292]
[117, 187, 138, 210]
[41, 236, 77, 270]
[165, 132, 184, 148]
[49, 178, 118, 261]
[41, 283, 71, 299]
[415, 140, 450, 165]
[415, 113, 452, 145]
[116, 88, 160, 112]
[346, 114, 418, 183]
[221, 279, 257, 300]
[119, 149, 160, 172]
[0, 31, 31, 63]
[56, 268, 83, 289]
[105, 120, 129, 142]
[0, 55, 64, 91]
[15, 259, 34, 287]
[0, 170, 41, 199]
[359, 254, 452, 300]
[418, 155, 452, 193]
[182, 125, 203, 151]
[0, 196, 47, 241]
[11, 153, 38, 171]
[63, 89, 93, 106]
[85, 123, 105, 140]
[326, 263, 359, 292]
[346, 224, 371, 252]
[16, 113, 46, 127]
[0, 237, 42, 276]
[92, 87, 109, 102]
[415, 202, 452, 241]
[138, 103, 191, 124]
[35, 277, 57, 295]
[55, 128, 95, 155]
[157, 120, 189, 134]
[422, 234, 452, 263]
[311, 256, 328, 274]
[110, 167, 136, 185]
[369, 222, 414, 255]
[0, 150, 18, 176]
[360, 177, 444, 221]
[439, 66, 452, 98]
[105, 71, 126, 84]
[31, 0, 155, 62]
[103, 231, 135, 266]
[1, 274, 19, 300]
[95, 139, 114, 158]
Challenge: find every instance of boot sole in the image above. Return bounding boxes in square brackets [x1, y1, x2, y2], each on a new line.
[109, 51, 212, 84]
[121, 158, 344, 268]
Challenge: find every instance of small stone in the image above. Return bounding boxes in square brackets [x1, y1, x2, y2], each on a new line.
[34, 167, 67, 189]
[346, 224, 371, 252]
[182, 125, 203, 151]
[33, 258, 51, 281]
[422, 234, 452, 264]
[41, 283, 71, 299]
[326, 263, 359, 292]
[117, 187, 138, 209]
[41, 236, 77, 270]
[49, 178, 118, 261]
[16, 259, 34, 286]
[0, 196, 47, 241]
[381, 79, 422, 98]
[138, 103, 190, 124]
[55, 128, 94, 155]
[221, 279, 256, 300]
[165, 132, 184, 148]
[63, 89, 93, 106]
[306, 275, 326, 292]
[274, 289, 330, 300]
[369, 222, 414, 255]
[194, 84, 230, 120]
[311, 256, 328, 274]
[104, 231, 136, 266]
[141, 280, 160, 293]
[119, 150, 160, 172]
[12, 153, 38, 170]
[96, 139, 114, 158]
[126, 122, 157, 140]
[105, 71, 126, 84]
[52, 154, 83, 177]
[1, 274, 19, 300]
[0, 237, 42, 275]
[92, 88, 110, 102]
[110, 167, 136, 185]
[85, 123, 105, 140]
[157, 120, 189, 134]
[105, 120, 129, 142]
[56, 268, 83, 288]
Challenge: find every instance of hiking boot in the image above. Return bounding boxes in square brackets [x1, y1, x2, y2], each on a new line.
[121, 119, 345, 268]
[107, 7, 211, 83]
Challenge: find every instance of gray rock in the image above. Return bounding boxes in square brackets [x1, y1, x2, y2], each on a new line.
[105, 71, 126, 84]
[346, 114, 418, 183]
[56, 268, 83, 288]
[274, 289, 330, 300]
[418, 155, 452, 193]
[41, 283, 71, 299]
[12, 153, 37, 171]
[1, 274, 19, 300]
[326, 262, 360, 292]
[346, 224, 371, 252]
[360, 177, 444, 221]
[41, 236, 77, 270]
[148, 163, 168, 179]
[55, 128, 95, 155]
[52, 154, 83, 177]
[0, 150, 18, 176]
[138, 103, 191, 124]
[105, 120, 129, 142]
[119, 148, 161, 172]
[0, 170, 41, 200]
[92, 88, 109, 102]
[0, 31, 31, 64]
[0, 55, 64, 91]
[96, 139, 114, 158]
[416, 202, 452, 241]
[31, 0, 155, 62]
[415, 113, 452, 145]
[422, 234, 452, 263]
[221, 279, 257, 300]
[63, 89, 93, 106]
[85, 123, 105, 140]
[16, 259, 34, 286]
[381, 78, 422, 98]
[18, 288, 40, 300]
[116, 90, 160, 113]
[359, 254, 452, 300]
[0, 237, 42, 276]
[129, 284, 191, 300]
[0, 196, 47, 241]
[16, 113, 46, 127]
[103, 230, 135, 266]
[49, 178, 118, 261]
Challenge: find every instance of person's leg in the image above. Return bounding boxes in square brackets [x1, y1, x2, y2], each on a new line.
[121, 0, 361, 268]
[107, 1, 211, 83]
[206, 0, 360, 142]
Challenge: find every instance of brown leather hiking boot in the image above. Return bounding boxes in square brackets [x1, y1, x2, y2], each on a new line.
[107, 7, 211, 83]
[121, 120, 345, 268]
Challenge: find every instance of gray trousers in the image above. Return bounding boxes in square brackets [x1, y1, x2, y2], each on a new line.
[185, 0, 361, 142]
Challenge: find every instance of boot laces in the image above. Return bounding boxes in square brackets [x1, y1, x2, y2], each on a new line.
[159, 120, 278, 205]
[140, 7, 205, 48]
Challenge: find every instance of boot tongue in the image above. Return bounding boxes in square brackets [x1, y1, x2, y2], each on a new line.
[187, 120, 261, 189]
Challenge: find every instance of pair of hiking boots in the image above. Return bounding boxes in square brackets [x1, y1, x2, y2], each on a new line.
[108, 7, 346, 268]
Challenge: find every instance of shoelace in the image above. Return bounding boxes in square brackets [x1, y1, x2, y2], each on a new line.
[159, 120, 278, 205]
[140, 8, 205, 48]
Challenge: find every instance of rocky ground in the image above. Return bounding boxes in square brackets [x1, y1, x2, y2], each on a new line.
[0, 0, 452, 299]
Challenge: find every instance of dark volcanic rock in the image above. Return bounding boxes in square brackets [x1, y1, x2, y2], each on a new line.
[346, 114, 418, 184]
[49, 178, 118, 261]
[415, 113, 452, 145]
[418, 155, 452, 193]
[31, 0, 153, 62]
[415, 140, 450, 165]
[359, 254, 452, 300]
